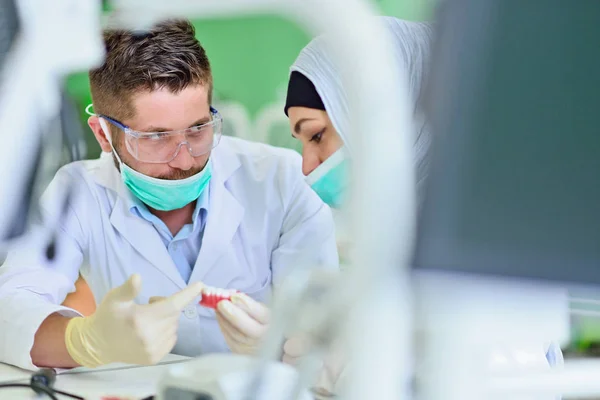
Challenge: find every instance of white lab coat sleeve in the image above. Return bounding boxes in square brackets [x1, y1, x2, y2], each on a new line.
[0, 167, 86, 370]
[271, 153, 339, 286]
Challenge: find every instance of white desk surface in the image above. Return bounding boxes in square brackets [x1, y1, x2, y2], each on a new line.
[0, 354, 191, 399]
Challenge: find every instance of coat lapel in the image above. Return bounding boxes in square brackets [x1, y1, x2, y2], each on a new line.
[91, 153, 186, 289]
[109, 198, 186, 289]
[189, 140, 244, 284]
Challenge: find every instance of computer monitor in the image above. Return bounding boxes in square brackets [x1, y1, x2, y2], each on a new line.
[413, 0, 600, 284]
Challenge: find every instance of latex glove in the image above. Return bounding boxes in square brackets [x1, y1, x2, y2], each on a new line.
[215, 293, 270, 355]
[65, 274, 203, 368]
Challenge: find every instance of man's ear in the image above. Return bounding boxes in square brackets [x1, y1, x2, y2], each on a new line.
[88, 115, 112, 153]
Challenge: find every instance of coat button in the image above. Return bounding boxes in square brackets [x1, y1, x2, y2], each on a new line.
[184, 304, 197, 319]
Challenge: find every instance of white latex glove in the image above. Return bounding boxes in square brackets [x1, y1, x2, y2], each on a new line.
[65, 274, 203, 368]
[215, 293, 270, 355]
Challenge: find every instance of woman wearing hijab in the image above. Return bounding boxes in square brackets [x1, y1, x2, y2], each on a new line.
[284, 17, 433, 208]
[282, 16, 433, 267]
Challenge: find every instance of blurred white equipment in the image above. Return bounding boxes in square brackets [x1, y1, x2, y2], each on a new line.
[157, 354, 312, 400]
[0, 0, 103, 256]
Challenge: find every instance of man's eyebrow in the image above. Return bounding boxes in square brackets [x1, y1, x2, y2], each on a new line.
[293, 118, 316, 135]
[188, 117, 211, 128]
[143, 117, 211, 132]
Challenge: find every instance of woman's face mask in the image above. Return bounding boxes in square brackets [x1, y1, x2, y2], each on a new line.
[287, 107, 348, 208]
[305, 148, 349, 208]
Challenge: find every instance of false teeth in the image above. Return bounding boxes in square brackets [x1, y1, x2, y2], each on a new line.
[199, 286, 239, 309]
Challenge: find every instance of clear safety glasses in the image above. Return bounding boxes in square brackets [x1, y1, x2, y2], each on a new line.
[97, 106, 223, 164]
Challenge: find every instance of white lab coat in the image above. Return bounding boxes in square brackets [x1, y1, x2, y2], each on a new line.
[0, 136, 338, 370]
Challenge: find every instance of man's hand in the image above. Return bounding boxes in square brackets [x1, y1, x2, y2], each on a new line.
[65, 274, 203, 367]
[215, 293, 270, 355]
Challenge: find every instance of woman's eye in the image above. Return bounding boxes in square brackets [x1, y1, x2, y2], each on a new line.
[310, 130, 325, 143]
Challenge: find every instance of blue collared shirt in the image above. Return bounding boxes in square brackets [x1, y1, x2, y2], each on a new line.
[129, 187, 209, 283]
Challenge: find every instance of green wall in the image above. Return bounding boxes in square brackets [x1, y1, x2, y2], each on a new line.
[66, 2, 434, 158]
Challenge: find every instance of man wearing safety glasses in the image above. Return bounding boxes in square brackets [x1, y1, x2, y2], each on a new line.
[0, 19, 337, 370]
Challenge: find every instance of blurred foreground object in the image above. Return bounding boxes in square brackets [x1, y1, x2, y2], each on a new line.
[0, 0, 102, 256]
